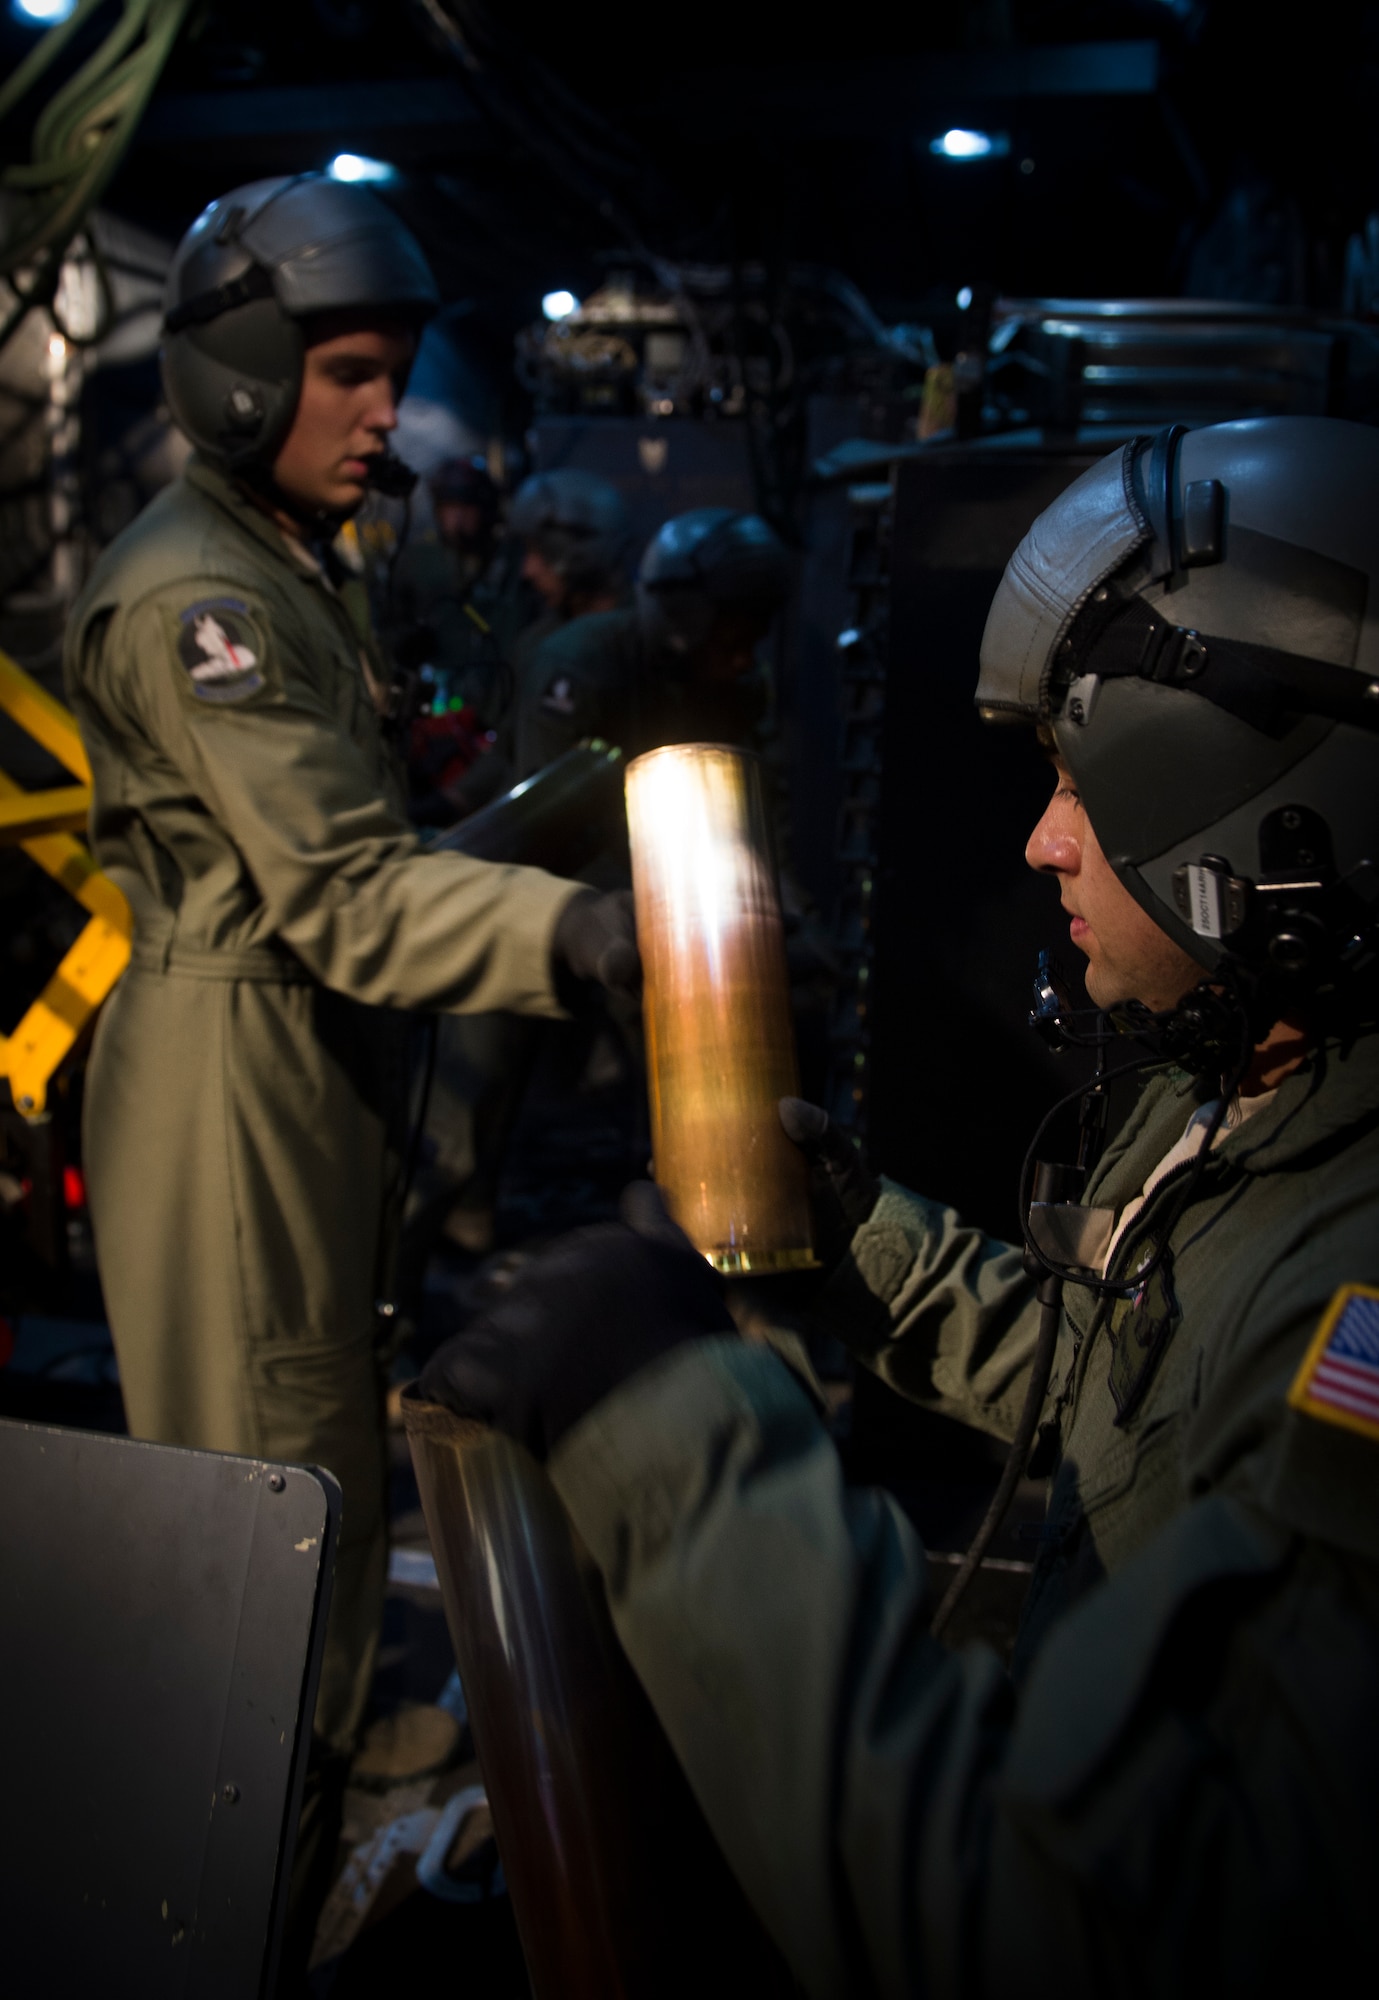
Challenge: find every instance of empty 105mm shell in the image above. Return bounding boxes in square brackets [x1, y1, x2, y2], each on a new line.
[625, 743, 815, 1274]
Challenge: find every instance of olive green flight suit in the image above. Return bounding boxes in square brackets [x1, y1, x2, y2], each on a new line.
[64, 456, 579, 1757]
[549, 1030, 1379, 1996]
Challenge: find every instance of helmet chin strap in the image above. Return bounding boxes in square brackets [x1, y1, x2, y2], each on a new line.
[235, 446, 418, 544]
[1030, 945, 1258, 1080]
[1105, 969, 1258, 1079]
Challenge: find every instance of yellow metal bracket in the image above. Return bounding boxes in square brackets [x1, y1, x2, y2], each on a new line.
[0, 648, 130, 1119]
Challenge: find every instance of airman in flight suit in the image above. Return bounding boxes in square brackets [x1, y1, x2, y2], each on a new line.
[421, 416, 1379, 1994]
[64, 174, 634, 1969]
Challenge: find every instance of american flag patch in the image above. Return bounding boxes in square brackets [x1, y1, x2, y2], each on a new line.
[1288, 1285, 1379, 1443]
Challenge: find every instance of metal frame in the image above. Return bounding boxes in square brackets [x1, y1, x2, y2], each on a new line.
[0, 648, 130, 1118]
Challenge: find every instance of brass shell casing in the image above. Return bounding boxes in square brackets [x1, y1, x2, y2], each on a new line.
[625, 743, 816, 1274]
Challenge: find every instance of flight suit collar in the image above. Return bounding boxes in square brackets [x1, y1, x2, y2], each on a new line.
[1090, 1022, 1379, 1214]
[1217, 1024, 1379, 1174]
[183, 455, 334, 587]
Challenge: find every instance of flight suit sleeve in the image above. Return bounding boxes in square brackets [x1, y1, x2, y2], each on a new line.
[815, 1179, 1043, 1443]
[122, 583, 579, 1013]
[549, 1333, 1379, 2000]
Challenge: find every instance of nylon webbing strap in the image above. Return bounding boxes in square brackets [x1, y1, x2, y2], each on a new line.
[1084, 599, 1379, 736]
[163, 264, 275, 334]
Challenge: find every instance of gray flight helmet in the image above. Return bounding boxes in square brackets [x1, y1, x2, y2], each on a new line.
[977, 416, 1379, 997]
[636, 508, 792, 657]
[161, 174, 439, 473]
[509, 470, 632, 590]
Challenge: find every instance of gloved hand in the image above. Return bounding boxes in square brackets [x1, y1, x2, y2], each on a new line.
[416, 1182, 736, 1459]
[552, 887, 641, 995]
[778, 1097, 881, 1272]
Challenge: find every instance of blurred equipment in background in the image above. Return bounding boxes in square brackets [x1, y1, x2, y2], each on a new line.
[982, 297, 1379, 441]
[521, 263, 936, 547]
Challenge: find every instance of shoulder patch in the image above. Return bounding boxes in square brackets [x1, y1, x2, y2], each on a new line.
[173, 597, 267, 704]
[1288, 1284, 1379, 1442]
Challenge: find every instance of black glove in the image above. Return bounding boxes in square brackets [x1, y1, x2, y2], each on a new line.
[552, 888, 641, 996]
[416, 1182, 736, 1459]
[778, 1097, 881, 1272]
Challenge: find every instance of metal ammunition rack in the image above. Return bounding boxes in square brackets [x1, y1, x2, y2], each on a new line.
[826, 478, 893, 1139]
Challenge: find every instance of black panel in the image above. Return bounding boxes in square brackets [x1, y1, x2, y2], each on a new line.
[0, 1422, 338, 1999]
[868, 448, 1102, 1240]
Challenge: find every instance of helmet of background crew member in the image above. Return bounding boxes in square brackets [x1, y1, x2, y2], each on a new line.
[976, 415, 1379, 998]
[636, 508, 792, 659]
[430, 456, 500, 553]
[160, 174, 440, 474]
[430, 455, 500, 518]
[508, 470, 632, 591]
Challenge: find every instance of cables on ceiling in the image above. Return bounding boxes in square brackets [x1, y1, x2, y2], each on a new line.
[0, 0, 195, 349]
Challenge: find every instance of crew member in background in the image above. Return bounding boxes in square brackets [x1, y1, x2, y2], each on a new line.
[398, 464, 634, 826]
[388, 453, 507, 714]
[507, 464, 634, 685]
[63, 172, 636, 1983]
[396, 466, 640, 1269]
[420, 417, 1379, 1994]
[513, 505, 831, 1083]
[389, 456, 515, 823]
[515, 506, 791, 780]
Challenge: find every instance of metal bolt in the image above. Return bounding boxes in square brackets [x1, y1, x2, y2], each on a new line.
[1269, 931, 1311, 972]
[1282, 809, 1302, 830]
[268, 1472, 286, 1493]
[222, 1783, 240, 1805]
[1093, 587, 1108, 603]
[1067, 698, 1085, 725]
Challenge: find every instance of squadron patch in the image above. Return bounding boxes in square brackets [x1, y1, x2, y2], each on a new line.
[175, 597, 266, 703]
[1288, 1284, 1379, 1442]
[540, 675, 577, 717]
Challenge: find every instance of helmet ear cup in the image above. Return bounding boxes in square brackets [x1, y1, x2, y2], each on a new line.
[160, 298, 304, 469]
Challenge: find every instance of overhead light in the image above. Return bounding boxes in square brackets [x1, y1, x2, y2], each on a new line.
[541, 290, 580, 321]
[327, 153, 398, 186]
[956, 286, 973, 311]
[929, 129, 1009, 161]
[11, 0, 79, 20]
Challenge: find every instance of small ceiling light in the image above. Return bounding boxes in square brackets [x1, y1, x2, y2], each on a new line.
[930, 128, 1009, 161]
[327, 153, 397, 185]
[956, 286, 974, 311]
[11, 0, 78, 19]
[541, 290, 580, 321]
